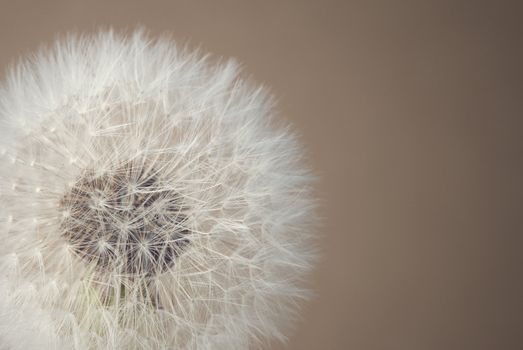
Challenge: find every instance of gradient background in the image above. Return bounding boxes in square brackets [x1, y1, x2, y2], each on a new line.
[0, 1, 522, 349]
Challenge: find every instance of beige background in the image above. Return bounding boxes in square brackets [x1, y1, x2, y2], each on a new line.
[1, 1, 522, 349]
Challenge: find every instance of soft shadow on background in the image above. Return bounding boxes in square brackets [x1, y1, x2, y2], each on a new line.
[1, 1, 522, 349]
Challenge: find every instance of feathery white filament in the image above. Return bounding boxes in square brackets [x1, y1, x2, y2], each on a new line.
[0, 30, 316, 350]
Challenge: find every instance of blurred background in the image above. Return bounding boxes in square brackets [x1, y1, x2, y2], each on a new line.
[0, 1, 522, 349]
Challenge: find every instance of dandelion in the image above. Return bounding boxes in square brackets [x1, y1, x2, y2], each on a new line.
[0, 30, 316, 349]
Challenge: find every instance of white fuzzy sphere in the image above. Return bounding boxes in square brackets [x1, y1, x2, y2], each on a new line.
[0, 30, 316, 350]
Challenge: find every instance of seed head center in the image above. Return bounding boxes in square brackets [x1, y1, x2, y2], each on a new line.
[60, 162, 190, 276]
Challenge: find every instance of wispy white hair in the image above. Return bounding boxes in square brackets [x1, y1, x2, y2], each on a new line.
[0, 30, 316, 350]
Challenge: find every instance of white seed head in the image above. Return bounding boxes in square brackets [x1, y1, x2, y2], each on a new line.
[0, 30, 317, 350]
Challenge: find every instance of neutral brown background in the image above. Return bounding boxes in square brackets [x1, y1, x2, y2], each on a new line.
[1, 1, 522, 349]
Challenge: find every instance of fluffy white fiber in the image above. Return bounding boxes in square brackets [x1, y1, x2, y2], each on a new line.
[0, 30, 316, 349]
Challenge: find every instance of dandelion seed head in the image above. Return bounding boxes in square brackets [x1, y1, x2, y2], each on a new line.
[0, 29, 317, 349]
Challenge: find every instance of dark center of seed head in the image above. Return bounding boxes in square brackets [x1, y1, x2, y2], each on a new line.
[60, 162, 190, 277]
